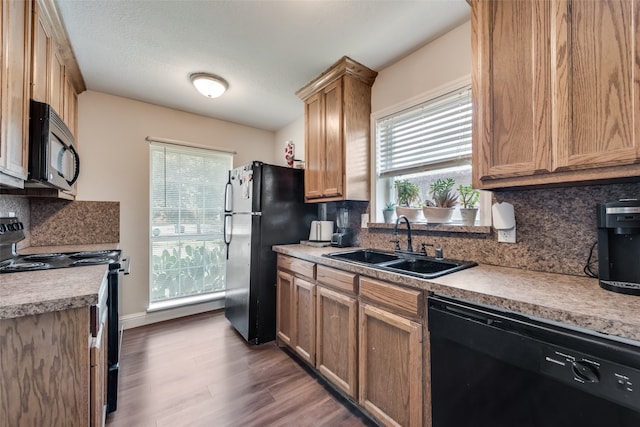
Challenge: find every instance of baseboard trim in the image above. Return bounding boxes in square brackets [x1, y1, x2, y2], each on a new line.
[120, 299, 225, 330]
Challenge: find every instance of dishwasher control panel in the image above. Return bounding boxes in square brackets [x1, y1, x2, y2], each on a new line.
[541, 344, 640, 413]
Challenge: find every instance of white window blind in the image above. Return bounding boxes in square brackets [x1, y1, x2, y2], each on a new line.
[377, 86, 472, 178]
[149, 141, 232, 304]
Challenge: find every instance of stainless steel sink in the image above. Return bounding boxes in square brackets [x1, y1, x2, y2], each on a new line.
[324, 249, 476, 279]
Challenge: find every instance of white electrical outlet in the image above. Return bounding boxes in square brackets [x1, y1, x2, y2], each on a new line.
[498, 227, 516, 243]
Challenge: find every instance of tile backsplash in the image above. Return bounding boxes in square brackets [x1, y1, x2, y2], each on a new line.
[363, 182, 640, 277]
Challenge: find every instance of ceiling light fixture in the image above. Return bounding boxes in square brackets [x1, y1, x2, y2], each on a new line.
[190, 73, 228, 98]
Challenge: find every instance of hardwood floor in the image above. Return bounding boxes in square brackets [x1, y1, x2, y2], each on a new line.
[106, 311, 377, 427]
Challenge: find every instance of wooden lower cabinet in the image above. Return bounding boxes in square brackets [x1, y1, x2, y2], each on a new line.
[0, 307, 91, 426]
[316, 285, 358, 398]
[359, 302, 423, 427]
[276, 256, 427, 426]
[90, 310, 108, 427]
[293, 276, 316, 365]
[276, 270, 294, 346]
[276, 271, 317, 365]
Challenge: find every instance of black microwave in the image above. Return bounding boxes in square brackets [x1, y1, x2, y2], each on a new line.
[28, 100, 80, 192]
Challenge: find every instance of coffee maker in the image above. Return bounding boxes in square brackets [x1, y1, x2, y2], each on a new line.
[331, 205, 353, 247]
[597, 200, 640, 295]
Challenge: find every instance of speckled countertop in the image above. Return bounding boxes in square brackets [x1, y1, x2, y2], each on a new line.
[273, 244, 640, 342]
[0, 243, 119, 320]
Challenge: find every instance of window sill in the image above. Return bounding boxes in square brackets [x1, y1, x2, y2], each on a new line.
[148, 291, 225, 313]
[366, 222, 492, 234]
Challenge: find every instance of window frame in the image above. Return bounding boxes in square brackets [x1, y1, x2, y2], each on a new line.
[370, 76, 491, 226]
[148, 140, 233, 310]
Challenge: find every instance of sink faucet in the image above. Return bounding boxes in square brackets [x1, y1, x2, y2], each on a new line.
[393, 215, 413, 252]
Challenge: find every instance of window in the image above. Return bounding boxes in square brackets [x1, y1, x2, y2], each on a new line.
[149, 141, 233, 308]
[374, 79, 488, 224]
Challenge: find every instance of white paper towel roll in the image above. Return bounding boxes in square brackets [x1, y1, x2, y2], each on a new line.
[492, 202, 515, 229]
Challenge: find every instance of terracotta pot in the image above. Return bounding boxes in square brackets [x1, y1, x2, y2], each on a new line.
[422, 207, 455, 224]
[460, 208, 478, 226]
[395, 207, 423, 223]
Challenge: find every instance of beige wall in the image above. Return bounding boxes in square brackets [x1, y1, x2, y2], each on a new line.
[372, 20, 471, 114]
[274, 116, 305, 167]
[76, 90, 276, 319]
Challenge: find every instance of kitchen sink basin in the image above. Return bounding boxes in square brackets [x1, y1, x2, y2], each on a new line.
[324, 249, 476, 279]
[326, 249, 401, 264]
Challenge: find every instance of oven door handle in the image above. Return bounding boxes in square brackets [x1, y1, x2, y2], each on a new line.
[119, 256, 131, 275]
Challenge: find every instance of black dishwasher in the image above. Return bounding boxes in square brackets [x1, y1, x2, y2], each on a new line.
[428, 295, 640, 427]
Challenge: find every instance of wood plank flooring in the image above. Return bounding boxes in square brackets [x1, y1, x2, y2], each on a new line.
[106, 311, 377, 427]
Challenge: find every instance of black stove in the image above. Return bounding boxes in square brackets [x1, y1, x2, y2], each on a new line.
[0, 250, 121, 273]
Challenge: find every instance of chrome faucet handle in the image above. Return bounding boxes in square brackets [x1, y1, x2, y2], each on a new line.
[390, 239, 401, 251]
[421, 242, 434, 256]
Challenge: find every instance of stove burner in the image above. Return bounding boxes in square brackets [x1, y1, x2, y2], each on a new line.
[22, 253, 64, 261]
[0, 262, 50, 272]
[70, 250, 119, 259]
[71, 257, 116, 266]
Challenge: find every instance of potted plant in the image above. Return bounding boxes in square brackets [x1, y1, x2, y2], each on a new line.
[382, 202, 396, 223]
[423, 178, 458, 223]
[394, 179, 422, 222]
[458, 184, 480, 226]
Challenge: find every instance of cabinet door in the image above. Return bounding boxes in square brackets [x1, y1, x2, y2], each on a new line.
[294, 277, 315, 365]
[304, 92, 324, 199]
[472, 0, 552, 185]
[359, 303, 422, 427]
[1, 0, 31, 181]
[50, 48, 64, 116]
[276, 270, 294, 347]
[316, 285, 357, 398]
[90, 317, 107, 427]
[30, 0, 51, 103]
[553, 0, 640, 171]
[321, 79, 343, 198]
[63, 72, 77, 137]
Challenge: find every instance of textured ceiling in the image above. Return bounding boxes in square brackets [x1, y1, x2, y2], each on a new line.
[56, 0, 470, 132]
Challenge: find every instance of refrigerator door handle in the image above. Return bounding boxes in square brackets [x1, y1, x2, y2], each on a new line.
[224, 177, 233, 213]
[232, 212, 262, 216]
[223, 213, 232, 259]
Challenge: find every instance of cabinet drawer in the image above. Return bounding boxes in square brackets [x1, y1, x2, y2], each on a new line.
[317, 265, 357, 294]
[359, 277, 423, 318]
[278, 255, 316, 279]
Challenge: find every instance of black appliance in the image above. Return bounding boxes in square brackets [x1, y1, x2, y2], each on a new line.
[223, 161, 316, 344]
[597, 200, 640, 295]
[428, 295, 640, 427]
[28, 99, 80, 192]
[0, 215, 128, 414]
[331, 204, 353, 247]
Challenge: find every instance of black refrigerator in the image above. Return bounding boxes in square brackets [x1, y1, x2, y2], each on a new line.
[223, 161, 316, 344]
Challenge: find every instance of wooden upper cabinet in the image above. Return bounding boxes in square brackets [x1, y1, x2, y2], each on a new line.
[63, 71, 78, 137]
[321, 79, 344, 198]
[472, 0, 640, 189]
[0, 0, 32, 183]
[472, 0, 552, 184]
[304, 92, 324, 199]
[297, 56, 377, 202]
[49, 48, 64, 115]
[31, 0, 85, 134]
[553, 0, 639, 171]
[30, 0, 51, 103]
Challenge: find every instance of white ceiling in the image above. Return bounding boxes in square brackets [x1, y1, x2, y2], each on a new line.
[56, 0, 470, 132]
